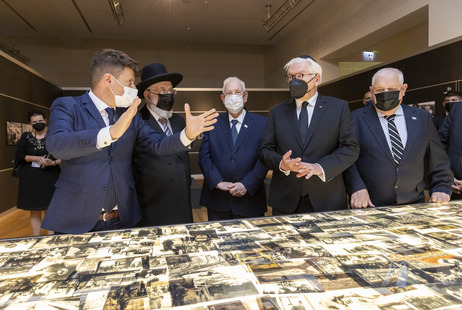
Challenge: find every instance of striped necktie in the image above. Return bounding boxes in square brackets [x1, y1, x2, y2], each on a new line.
[384, 114, 404, 164]
[158, 118, 173, 136]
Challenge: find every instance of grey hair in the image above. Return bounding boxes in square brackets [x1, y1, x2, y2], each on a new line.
[284, 57, 322, 82]
[372, 68, 404, 86]
[223, 77, 246, 93]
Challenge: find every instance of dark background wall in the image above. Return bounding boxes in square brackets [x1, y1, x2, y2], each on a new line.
[319, 40, 462, 115]
[0, 56, 62, 213]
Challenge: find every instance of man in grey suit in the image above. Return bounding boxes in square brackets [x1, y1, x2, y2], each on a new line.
[133, 63, 193, 226]
[259, 55, 359, 215]
[344, 67, 453, 208]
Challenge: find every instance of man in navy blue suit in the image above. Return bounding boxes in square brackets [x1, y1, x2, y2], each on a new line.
[439, 101, 462, 199]
[199, 77, 268, 220]
[344, 67, 453, 208]
[42, 49, 217, 234]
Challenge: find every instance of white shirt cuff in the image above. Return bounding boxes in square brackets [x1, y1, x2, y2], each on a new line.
[316, 163, 326, 182]
[97, 127, 117, 149]
[180, 129, 194, 147]
[279, 160, 290, 176]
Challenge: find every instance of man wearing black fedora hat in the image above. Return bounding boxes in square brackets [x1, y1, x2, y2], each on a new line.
[133, 63, 193, 226]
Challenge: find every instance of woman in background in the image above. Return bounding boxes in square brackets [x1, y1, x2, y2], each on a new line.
[15, 110, 60, 236]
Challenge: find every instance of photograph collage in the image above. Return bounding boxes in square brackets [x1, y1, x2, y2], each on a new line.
[2, 202, 462, 309]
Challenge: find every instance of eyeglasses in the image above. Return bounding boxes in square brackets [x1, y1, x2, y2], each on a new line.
[146, 88, 177, 95]
[223, 92, 244, 97]
[373, 88, 401, 93]
[285, 73, 316, 81]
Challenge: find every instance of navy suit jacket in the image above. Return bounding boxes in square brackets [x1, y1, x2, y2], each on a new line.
[439, 102, 462, 179]
[259, 94, 359, 213]
[42, 92, 188, 234]
[199, 110, 268, 216]
[344, 103, 453, 206]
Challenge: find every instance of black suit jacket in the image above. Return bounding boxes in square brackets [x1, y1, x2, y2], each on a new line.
[439, 102, 462, 179]
[259, 93, 359, 213]
[344, 103, 453, 206]
[132, 106, 192, 226]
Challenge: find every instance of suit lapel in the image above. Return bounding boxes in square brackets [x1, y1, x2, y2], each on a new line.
[233, 111, 252, 153]
[362, 104, 395, 163]
[218, 113, 234, 151]
[82, 92, 106, 128]
[401, 104, 419, 162]
[285, 99, 304, 149]
[302, 94, 327, 150]
[170, 115, 183, 134]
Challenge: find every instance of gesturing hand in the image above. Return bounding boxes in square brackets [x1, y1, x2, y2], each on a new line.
[280, 150, 302, 173]
[184, 103, 218, 140]
[109, 97, 142, 140]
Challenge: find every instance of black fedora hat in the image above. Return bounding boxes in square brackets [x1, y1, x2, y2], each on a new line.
[136, 63, 183, 98]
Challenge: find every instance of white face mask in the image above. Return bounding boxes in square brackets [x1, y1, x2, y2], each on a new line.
[109, 75, 138, 108]
[224, 94, 244, 114]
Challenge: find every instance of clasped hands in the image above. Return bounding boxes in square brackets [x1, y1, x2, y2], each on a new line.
[280, 150, 322, 179]
[217, 182, 247, 197]
[109, 98, 218, 140]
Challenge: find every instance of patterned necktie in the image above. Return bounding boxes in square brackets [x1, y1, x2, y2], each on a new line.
[105, 108, 115, 125]
[384, 114, 404, 164]
[299, 101, 309, 144]
[231, 119, 238, 145]
[158, 118, 173, 136]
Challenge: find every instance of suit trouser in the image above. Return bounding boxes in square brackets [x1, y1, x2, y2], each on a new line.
[272, 195, 315, 216]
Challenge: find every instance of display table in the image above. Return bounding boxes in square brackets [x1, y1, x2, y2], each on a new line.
[2, 202, 462, 309]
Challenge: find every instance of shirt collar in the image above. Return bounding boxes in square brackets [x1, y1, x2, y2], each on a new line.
[89, 90, 112, 112]
[146, 104, 161, 121]
[295, 91, 318, 109]
[228, 109, 246, 124]
[376, 104, 404, 119]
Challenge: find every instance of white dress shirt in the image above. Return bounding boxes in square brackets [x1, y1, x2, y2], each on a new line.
[280, 91, 325, 182]
[376, 104, 408, 154]
[228, 109, 246, 133]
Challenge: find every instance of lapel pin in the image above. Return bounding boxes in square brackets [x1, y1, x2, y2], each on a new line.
[319, 106, 323, 108]
[412, 116, 417, 120]
[244, 124, 248, 128]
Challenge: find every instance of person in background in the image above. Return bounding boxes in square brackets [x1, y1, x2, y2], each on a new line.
[363, 91, 373, 106]
[133, 63, 193, 226]
[199, 77, 268, 220]
[42, 49, 217, 234]
[258, 55, 359, 215]
[433, 90, 462, 131]
[344, 68, 453, 208]
[15, 110, 60, 236]
[438, 101, 462, 199]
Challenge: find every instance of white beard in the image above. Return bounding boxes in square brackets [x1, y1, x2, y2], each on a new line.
[147, 102, 173, 119]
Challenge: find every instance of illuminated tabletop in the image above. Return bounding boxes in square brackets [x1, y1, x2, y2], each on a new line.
[1, 202, 462, 309]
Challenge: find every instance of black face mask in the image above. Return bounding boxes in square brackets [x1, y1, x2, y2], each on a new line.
[289, 75, 317, 99]
[374, 90, 401, 111]
[444, 101, 461, 113]
[156, 94, 175, 111]
[32, 123, 46, 132]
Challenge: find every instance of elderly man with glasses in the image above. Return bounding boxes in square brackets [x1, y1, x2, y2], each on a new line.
[259, 55, 359, 215]
[133, 63, 194, 226]
[199, 76, 268, 220]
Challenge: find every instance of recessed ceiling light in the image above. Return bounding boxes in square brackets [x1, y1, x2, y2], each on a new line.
[185, 26, 191, 30]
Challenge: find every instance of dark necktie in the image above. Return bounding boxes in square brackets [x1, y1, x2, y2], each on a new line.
[159, 118, 173, 136]
[299, 101, 309, 144]
[384, 114, 404, 164]
[103, 107, 117, 212]
[105, 108, 115, 125]
[231, 119, 238, 145]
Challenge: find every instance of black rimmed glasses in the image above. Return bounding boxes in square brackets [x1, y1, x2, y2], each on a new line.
[285, 73, 317, 82]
